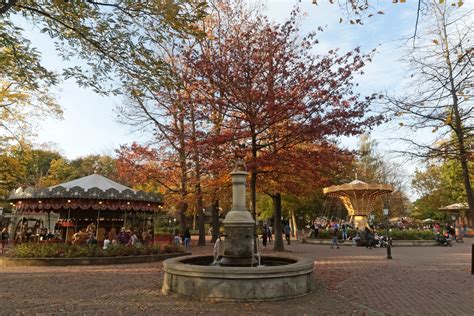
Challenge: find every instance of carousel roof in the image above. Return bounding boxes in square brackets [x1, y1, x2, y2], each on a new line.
[8, 173, 163, 204]
[51, 174, 131, 192]
[323, 180, 393, 195]
[322, 180, 393, 216]
[438, 203, 469, 212]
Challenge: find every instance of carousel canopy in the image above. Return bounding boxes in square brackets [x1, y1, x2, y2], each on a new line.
[323, 180, 393, 216]
[8, 174, 163, 204]
[323, 180, 393, 195]
[438, 203, 469, 212]
[51, 174, 130, 192]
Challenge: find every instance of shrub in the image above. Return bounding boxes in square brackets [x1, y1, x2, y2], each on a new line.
[388, 229, 436, 240]
[5, 242, 184, 258]
[307, 228, 436, 240]
[163, 244, 182, 253]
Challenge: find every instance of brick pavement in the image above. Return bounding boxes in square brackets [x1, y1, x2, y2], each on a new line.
[0, 239, 472, 315]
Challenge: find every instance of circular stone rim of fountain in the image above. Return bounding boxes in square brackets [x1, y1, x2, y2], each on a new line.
[162, 255, 314, 301]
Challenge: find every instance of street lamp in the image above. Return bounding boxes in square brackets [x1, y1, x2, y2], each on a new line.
[168, 218, 173, 244]
[369, 214, 375, 226]
[383, 203, 392, 259]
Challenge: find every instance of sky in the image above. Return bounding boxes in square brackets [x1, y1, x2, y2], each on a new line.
[17, 1, 442, 193]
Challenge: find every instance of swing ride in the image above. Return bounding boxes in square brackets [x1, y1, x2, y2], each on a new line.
[323, 180, 393, 230]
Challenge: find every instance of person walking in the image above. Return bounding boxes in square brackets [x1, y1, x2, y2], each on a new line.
[284, 223, 291, 245]
[262, 230, 268, 247]
[364, 227, 373, 250]
[183, 227, 191, 252]
[330, 227, 340, 249]
[341, 222, 348, 241]
[268, 225, 273, 243]
[1, 227, 9, 254]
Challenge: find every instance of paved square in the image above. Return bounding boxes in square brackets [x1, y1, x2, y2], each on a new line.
[0, 241, 472, 315]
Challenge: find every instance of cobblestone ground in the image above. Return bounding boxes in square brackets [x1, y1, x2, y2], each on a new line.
[0, 239, 472, 315]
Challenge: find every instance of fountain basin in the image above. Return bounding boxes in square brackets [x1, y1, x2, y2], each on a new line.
[162, 255, 314, 301]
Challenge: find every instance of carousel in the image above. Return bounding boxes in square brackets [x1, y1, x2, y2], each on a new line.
[438, 202, 473, 236]
[8, 173, 163, 244]
[323, 180, 393, 230]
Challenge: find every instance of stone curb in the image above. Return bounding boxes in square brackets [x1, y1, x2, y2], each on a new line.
[0, 252, 189, 267]
[301, 239, 439, 247]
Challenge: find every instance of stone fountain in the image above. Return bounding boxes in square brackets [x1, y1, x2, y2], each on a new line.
[162, 160, 314, 301]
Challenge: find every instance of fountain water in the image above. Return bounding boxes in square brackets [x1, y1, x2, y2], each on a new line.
[212, 236, 222, 266]
[254, 236, 262, 267]
[162, 159, 314, 301]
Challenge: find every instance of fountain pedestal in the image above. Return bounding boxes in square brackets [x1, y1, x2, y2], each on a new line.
[220, 167, 256, 266]
[161, 159, 314, 301]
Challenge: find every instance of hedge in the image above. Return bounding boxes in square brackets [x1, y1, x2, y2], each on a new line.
[5, 243, 183, 258]
[308, 228, 436, 240]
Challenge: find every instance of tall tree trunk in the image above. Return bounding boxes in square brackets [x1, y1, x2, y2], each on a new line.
[178, 151, 188, 234]
[453, 99, 474, 222]
[250, 132, 258, 250]
[190, 103, 206, 246]
[196, 185, 206, 246]
[211, 198, 220, 243]
[250, 171, 257, 219]
[438, 10, 474, 222]
[272, 192, 284, 252]
[176, 106, 189, 234]
[178, 202, 188, 234]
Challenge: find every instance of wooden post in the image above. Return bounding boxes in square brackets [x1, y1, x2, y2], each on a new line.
[96, 209, 100, 239]
[47, 211, 51, 233]
[471, 244, 473, 275]
[65, 208, 71, 244]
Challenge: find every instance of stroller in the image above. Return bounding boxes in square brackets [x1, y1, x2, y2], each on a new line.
[435, 233, 452, 247]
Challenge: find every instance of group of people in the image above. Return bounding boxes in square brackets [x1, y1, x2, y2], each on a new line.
[173, 227, 191, 252]
[72, 226, 143, 250]
[103, 227, 142, 249]
[261, 223, 274, 247]
[307, 220, 349, 240]
[306, 219, 389, 250]
[432, 222, 464, 243]
[259, 223, 295, 247]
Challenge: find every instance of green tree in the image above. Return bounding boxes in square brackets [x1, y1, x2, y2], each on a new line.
[412, 156, 473, 220]
[9, 143, 62, 186]
[0, 154, 25, 207]
[38, 158, 78, 187]
[386, 2, 473, 221]
[1, 1, 206, 146]
[354, 135, 411, 218]
[1, 18, 61, 142]
[70, 155, 118, 179]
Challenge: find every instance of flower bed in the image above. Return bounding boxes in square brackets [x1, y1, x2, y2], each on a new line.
[5, 243, 183, 259]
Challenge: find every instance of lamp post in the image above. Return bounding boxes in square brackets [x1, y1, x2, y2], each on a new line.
[369, 214, 375, 227]
[65, 199, 71, 244]
[383, 204, 392, 259]
[168, 218, 173, 244]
